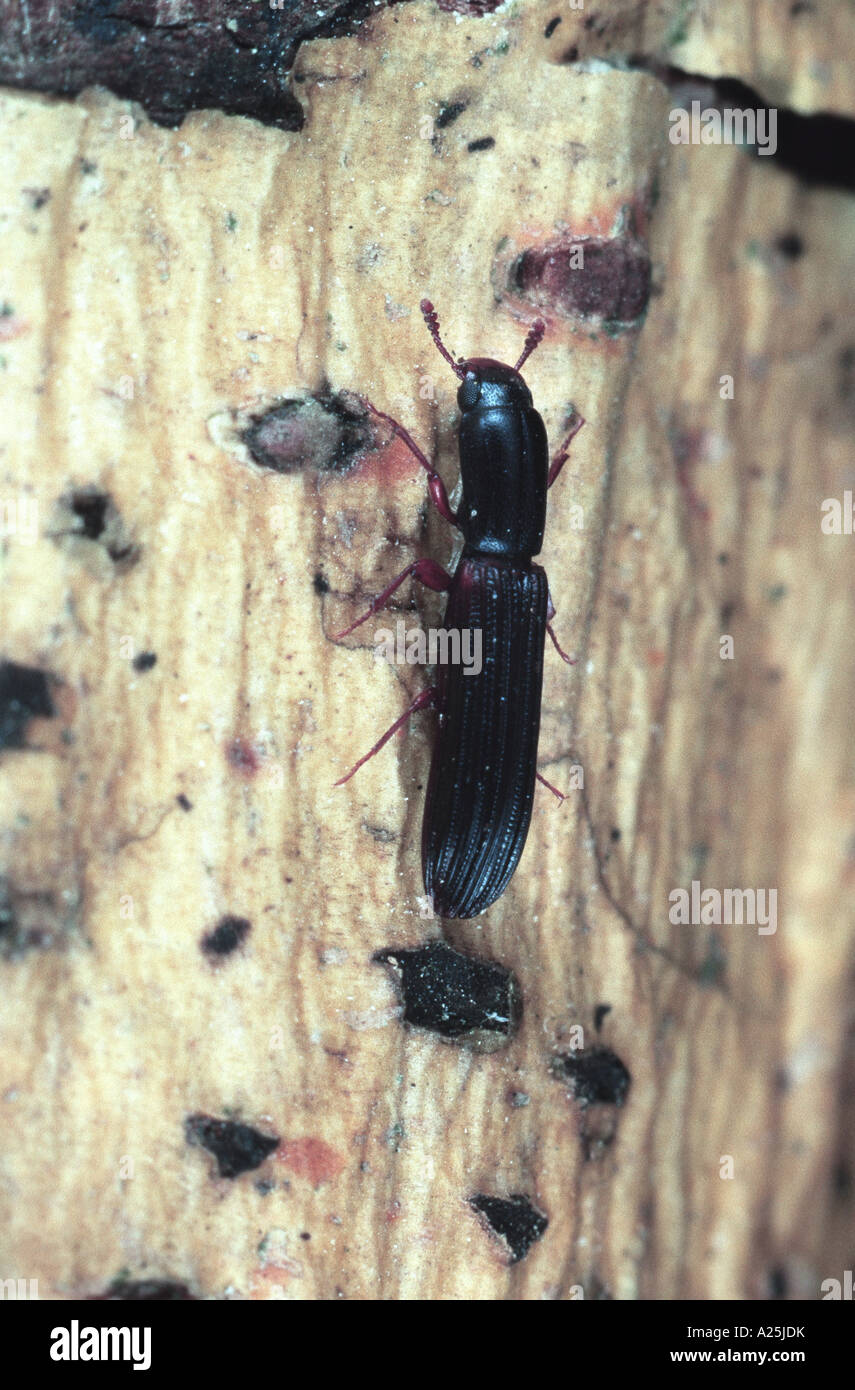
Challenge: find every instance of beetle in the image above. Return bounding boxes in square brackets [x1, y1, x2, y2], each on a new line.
[332, 299, 584, 919]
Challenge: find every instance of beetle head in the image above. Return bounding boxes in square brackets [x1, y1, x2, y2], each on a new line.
[456, 359, 533, 412]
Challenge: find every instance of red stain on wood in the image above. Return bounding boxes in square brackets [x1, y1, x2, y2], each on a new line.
[226, 737, 261, 775]
[277, 1137, 345, 1184]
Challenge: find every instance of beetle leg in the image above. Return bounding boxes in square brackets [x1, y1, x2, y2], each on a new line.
[547, 409, 586, 489]
[536, 771, 566, 803]
[546, 621, 577, 665]
[546, 590, 577, 665]
[361, 399, 458, 527]
[331, 558, 452, 640]
[334, 686, 437, 786]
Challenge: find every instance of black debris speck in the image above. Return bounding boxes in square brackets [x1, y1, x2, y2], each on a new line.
[313, 572, 330, 594]
[70, 489, 108, 539]
[185, 1114, 279, 1179]
[552, 1046, 631, 1106]
[176, 793, 193, 811]
[96, 1279, 196, 1301]
[435, 99, 468, 129]
[202, 914, 251, 958]
[775, 232, 804, 259]
[52, 486, 139, 567]
[593, 1003, 612, 1033]
[132, 651, 157, 672]
[467, 136, 495, 152]
[768, 1265, 789, 1298]
[0, 660, 55, 750]
[374, 939, 521, 1044]
[469, 1193, 548, 1264]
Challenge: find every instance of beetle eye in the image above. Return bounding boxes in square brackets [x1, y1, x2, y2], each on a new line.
[457, 372, 481, 409]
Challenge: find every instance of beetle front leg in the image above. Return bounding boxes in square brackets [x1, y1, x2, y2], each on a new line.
[331, 558, 452, 640]
[547, 409, 586, 489]
[361, 399, 458, 527]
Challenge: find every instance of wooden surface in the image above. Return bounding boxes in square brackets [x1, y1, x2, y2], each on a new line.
[0, 0, 853, 1300]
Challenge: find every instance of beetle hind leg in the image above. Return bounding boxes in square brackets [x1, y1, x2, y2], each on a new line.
[334, 686, 437, 786]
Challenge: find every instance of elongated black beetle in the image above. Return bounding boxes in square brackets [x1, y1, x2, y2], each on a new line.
[333, 300, 584, 919]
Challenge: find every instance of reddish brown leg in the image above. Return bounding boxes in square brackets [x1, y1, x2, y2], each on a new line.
[546, 591, 577, 665]
[536, 771, 566, 803]
[362, 399, 457, 527]
[547, 409, 586, 489]
[331, 558, 452, 641]
[334, 686, 437, 786]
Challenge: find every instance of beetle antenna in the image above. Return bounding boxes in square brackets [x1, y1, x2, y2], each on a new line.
[514, 319, 546, 372]
[420, 298, 467, 378]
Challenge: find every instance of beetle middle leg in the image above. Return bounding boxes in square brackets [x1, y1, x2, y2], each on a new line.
[547, 409, 586, 489]
[331, 558, 452, 640]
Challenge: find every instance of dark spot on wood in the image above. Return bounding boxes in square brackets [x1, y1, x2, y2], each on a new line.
[0, 660, 55, 750]
[50, 486, 140, 568]
[768, 1265, 789, 1298]
[226, 737, 260, 775]
[92, 1278, 196, 1300]
[23, 186, 51, 209]
[467, 136, 495, 152]
[544, 16, 562, 38]
[594, 1003, 612, 1032]
[552, 1045, 631, 1107]
[721, 600, 736, 624]
[511, 233, 651, 327]
[241, 391, 374, 474]
[775, 231, 804, 259]
[435, 99, 468, 129]
[300, 1231, 311, 1241]
[313, 572, 330, 594]
[610, 827, 621, 842]
[70, 489, 107, 539]
[132, 651, 157, 672]
[0, 878, 70, 958]
[832, 1158, 852, 1199]
[562, 44, 579, 62]
[363, 823, 397, 843]
[185, 1114, 280, 1179]
[375, 940, 521, 1047]
[469, 1193, 548, 1264]
[202, 914, 251, 958]
[176, 793, 193, 811]
[698, 932, 727, 987]
[838, 344, 855, 401]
